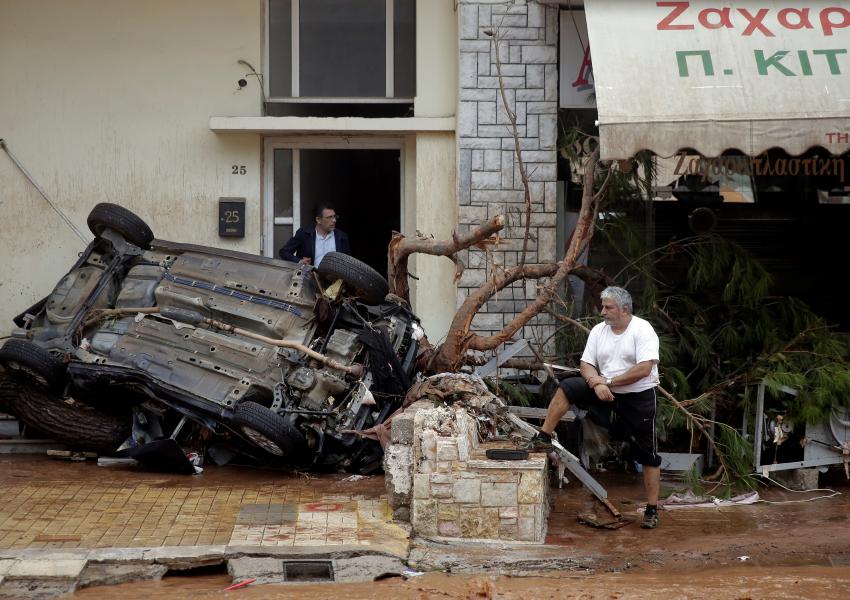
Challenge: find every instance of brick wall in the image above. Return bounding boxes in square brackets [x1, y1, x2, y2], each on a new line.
[456, 0, 560, 349]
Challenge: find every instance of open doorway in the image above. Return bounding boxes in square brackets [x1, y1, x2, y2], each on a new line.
[264, 139, 402, 278]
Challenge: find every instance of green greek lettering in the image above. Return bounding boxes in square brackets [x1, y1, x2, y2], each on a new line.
[676, 50, 715, 77]
[798, 51, 813, 76]
[813, 49, 847, 75]
[755, 50, 794, 76]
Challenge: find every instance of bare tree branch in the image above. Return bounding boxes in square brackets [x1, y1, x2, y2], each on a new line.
[488, 28, 533, 267]
[387, 215, 506, 303]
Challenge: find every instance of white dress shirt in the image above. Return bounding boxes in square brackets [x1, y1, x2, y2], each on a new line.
[314, 230, 336, 267]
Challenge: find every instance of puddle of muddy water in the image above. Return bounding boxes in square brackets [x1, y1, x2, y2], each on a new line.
[71, 566, 850, 599]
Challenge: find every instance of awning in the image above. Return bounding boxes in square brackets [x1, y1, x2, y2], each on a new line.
[584, 0, 850, 159]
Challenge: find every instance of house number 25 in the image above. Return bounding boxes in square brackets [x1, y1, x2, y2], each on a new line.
[231, 165, 247, 175]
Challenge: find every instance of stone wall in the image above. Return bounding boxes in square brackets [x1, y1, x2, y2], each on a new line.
[456, 0, 560, 348]
[386, 402, 549, 544]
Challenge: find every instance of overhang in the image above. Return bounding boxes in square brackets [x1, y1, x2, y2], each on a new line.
[209, 116, 456, 135]
[584, 0, 850, 159]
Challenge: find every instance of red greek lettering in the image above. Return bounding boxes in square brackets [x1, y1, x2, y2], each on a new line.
[699, 8, 733, 30]
[572, 46, 593, 88]
[738, 8, 774, 37]
[778, 8, 813, 30]
[820, 7, 850, 36]
[657, 1, 693, 31]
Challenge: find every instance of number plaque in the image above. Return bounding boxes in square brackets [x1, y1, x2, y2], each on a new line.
[218, 198, 246, 238]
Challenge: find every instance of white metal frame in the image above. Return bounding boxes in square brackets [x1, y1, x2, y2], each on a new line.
[264, 0, 410, 103]
[262, 136, 406, 257]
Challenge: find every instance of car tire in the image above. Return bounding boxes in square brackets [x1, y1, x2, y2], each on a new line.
[87, 202, 155, 249]
[0, 339, 66, 392]
[232, 401, 305, 457]
[0, 379, 130, 452]
[317, 252, 389, 305]
[485, 448, 529, 461]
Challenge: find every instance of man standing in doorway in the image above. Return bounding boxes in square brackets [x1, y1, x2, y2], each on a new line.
[279, 204, 352, 267]
[526, 286, 663, 529]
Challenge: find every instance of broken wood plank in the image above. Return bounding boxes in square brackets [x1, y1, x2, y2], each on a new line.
[508, 406, 575, 422]
[47, 449, 98, 461]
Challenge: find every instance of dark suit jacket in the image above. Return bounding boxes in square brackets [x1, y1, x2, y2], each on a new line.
[278, 227, 351, 263]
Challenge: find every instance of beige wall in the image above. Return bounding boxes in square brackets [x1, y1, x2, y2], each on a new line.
[409, 0, 458, 341]
[415, 0, 458, 118]
[0, 0, 263, 334]
[409, 133, 458, 343]
[0, 0, 458, 340]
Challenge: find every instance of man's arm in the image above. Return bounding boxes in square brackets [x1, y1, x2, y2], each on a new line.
[604, 360, 656, 387]
[580, 361, 614, 402]
[580, 361, 602, 387]
[279, 228, 308, 263]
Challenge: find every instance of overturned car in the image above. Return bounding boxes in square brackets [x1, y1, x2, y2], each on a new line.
[0, 203, 421, 472]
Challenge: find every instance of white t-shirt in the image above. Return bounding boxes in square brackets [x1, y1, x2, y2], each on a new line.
[580, 315, 659, 393]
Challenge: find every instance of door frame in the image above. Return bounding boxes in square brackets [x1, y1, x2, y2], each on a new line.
[262, 136, 405, 258]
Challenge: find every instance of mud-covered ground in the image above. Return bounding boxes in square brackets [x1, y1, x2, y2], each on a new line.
[72, 565, 850, 599]
[2, 454, 847, 598]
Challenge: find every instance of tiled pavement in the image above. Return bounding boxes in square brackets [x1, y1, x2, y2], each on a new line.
[0, 458, 409, 558]
[3, 456, 850, 582]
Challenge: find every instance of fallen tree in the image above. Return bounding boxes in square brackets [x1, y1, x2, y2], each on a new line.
[385, 26, 850, 492]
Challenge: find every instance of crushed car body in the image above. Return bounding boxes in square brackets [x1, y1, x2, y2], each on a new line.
[0, 203, 422, 473]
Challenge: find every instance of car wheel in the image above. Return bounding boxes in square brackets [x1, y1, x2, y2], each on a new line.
[87, 202, 155, 249]
[0, 339, 66, 392]
[232, 401, 305, 457]
[317, 252, 389, 305]
[0, 379, 130, 452]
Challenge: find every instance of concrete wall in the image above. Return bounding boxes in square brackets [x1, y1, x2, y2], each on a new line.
[407, 133, 458, 343]
[408, 0, 459, 342]
[0, 0, 460, 340]
[0, 0, 262, 333]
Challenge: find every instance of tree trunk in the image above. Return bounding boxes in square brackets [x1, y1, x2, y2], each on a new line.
[387, 215, 506, 303]
[427, 149, 602, 373]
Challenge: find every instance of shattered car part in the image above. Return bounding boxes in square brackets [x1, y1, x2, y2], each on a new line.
[0, 203, 420, 472]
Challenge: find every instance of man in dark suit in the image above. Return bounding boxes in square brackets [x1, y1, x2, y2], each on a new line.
[278, 204, 351, 267]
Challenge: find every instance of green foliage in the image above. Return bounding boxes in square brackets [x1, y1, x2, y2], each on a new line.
[484, 378, 533, 407]
[595, 215, 850, 426]
[714, 424, 759, 496]
[553, 132, 849, 492]
[682, 465, 706, 497]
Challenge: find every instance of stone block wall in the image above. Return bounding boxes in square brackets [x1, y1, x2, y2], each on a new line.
[383, 399, 434, 522]
[457, 0, 560, 349]
[399, 404, 549, 543]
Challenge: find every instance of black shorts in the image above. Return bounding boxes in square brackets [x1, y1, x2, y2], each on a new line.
[558, 376, 661, 468]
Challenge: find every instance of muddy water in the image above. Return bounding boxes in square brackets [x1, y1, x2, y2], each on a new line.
[73, 566, 850, 599]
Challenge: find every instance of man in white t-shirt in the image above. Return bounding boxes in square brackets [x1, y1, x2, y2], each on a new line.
[526, 286, 663, 529]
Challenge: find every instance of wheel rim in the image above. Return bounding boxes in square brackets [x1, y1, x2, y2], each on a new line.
[240, 426, 284, 456]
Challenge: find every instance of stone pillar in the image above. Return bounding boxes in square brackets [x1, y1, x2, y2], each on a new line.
[409, 405, 549, 543]
[456, 0, 559, 348]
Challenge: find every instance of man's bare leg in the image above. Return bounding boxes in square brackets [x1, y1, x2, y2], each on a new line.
[541, 387, 570, 435]
[643, 465, 660, 506]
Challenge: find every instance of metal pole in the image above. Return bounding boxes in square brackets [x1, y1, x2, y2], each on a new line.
[0, 138, 89, 243]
